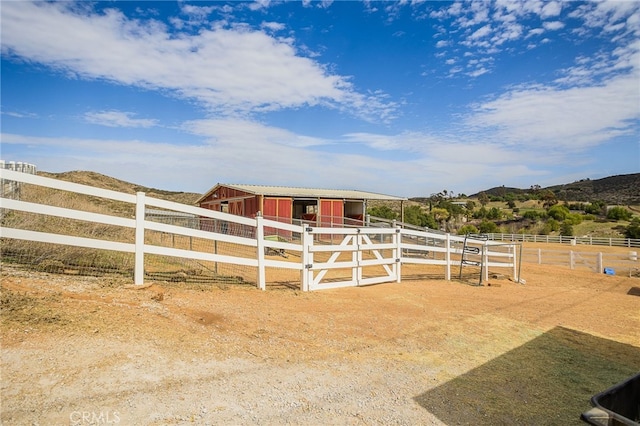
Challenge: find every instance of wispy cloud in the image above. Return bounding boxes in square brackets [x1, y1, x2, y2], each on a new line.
[2, 110, 38, 119]
[84, 110, 159, 128]
[1, 1, 396, 123]
[467, 71, 640, 151]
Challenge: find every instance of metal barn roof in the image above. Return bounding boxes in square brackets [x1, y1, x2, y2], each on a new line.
[197, 183, 406, 203]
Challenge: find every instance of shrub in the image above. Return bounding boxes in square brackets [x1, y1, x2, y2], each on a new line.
[560, 220, 574, 236]
[540, 219, 560, 235]
[547, 204, 571, 221]
[626, 218, 640, 239]
[478, 220, 499, 234]
[367, 205, 397, 220]
[566, 213, 583, 225]
[585, 200, 606, 215]
[457, 224, 479, 235]
[606, 206, 632, 221]
[487, 207, 502, 220]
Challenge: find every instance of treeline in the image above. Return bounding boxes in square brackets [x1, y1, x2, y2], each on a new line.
[368, 195, 640, 239]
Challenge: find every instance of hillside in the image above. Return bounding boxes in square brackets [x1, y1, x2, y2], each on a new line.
[38, 171, 202, 205]
[473, 173, 640, 205]
[34, 170, 639, 206]
[547, 174, 640, 204]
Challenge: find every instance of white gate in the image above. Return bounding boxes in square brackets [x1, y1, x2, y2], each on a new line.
[301, 225, 401, 291]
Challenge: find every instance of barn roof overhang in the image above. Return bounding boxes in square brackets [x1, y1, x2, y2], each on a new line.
[196, 183, 407, 204]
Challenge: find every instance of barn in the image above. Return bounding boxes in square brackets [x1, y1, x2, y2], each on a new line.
[196, 183, 406, 226]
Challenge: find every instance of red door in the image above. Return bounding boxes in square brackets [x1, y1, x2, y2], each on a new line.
[320, 200, 343, 227]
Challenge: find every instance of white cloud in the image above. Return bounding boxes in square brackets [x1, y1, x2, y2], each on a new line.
[540, 1, 562, 19]
[84, 110, 159, 128]
[470, 24, 492, 40]
[543, 20, 565, 31]
[0, 1, 396, 122]
[261, 21, 285, 32]
[2, 110, 38, 119]
[526, 28, 545, 38]
[181, 118, 328, 149]
[467, 72, 640, 151]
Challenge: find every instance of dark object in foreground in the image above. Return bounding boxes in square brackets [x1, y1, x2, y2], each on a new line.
[581, 372, 640, 426]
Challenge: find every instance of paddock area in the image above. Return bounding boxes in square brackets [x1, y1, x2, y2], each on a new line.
[2, 259, 638, 425]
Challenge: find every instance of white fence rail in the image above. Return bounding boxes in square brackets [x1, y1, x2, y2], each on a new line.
[0, 169, 520, 290]
[486, 233, 640, 248]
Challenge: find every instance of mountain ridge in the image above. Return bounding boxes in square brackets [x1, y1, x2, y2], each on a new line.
[471, 173, 640, 205]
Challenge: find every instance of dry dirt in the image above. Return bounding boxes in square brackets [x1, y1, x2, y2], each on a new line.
[2, 247, 640, 426]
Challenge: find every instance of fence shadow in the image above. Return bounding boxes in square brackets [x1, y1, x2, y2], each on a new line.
[414, 326, 640, 425]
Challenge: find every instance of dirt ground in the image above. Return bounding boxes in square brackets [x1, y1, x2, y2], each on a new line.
[2, 245, 640, 425]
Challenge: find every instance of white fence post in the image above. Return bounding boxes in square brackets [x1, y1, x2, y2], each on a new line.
[445, 233, 451, 281]
[255, 212, 266, 291]
[483, 241, 489, 283]
[569, 250, 575, 270]
[301, 224, 312, 291]
[134, 192, 145, 286]
[395, 227, 402, 283]
[355, 231, 361, 285]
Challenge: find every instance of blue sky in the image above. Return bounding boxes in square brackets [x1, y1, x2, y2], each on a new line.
[1, 1, 639, 197]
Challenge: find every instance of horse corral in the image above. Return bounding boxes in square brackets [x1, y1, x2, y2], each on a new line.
[1, 249, 639, 425]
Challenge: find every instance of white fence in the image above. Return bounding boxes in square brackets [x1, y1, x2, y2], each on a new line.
[0, 169, 520, 290]
[521, 248, 639, 277]
[486, 233, 640, 248]
[0, 160, 37, 200]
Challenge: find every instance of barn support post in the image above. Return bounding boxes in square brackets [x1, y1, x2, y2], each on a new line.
[255, 212, 266, 290]
[134, 191, 145, 286]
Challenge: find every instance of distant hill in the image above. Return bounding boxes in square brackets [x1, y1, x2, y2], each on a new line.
[39, 170, 202, 205]
[471, 173, 640, 205]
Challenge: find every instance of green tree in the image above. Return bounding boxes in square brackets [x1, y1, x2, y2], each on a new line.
[487, 207, 502, 220]
[367, 205, 396, 220]
[403, 205, 433, 227]
[465, 200, 476, 221]
[560, 220, 574, 236]
[473, 206, 488, 219]
[606, 206, 632, 221]
[585, 201, 606, 215]
[547, 204, 570, 221]
[539, 189, 558, 208]
[478, 192, 490, 207]
[625, 218, 640, 239]
[431, 207, 450, 229]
